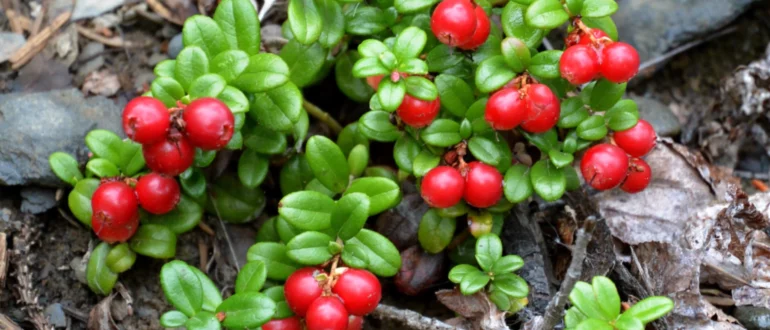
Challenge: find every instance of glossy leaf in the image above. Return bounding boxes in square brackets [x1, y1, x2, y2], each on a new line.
[613, 316, 644, 330]
[188, 267, 222, 312]
[247, 242, 300, 280]
[68, 178, 99, 227]
[280, 40, 326, 88]
[316, 0, 345, 47]
[278, 191, 335, 231]
[581, 0, 618, 18]
[235, 260, 268, 293]
[460, 270, 490, 295]
[104, 243, 136, 274]
[87, 242, 118, 295]
[523, 129, 559, 152]
[217, 86, 249, 114]
[160, 260, 203, 317]
[205, 174, 266, 223]
[491, 255, 524, 274]
[503, 164, 533, 203]
[589, 78, 626, 111]
[85, 158, 119, 178]
[345, 177, 402, 215]
[160, 311, 188, 328]
[500, 37, 531, 72]
[217, 292, 276, 329]
[405, 76, 438, 101]
[475, 234, 503, 271]
[358, 111, 401, 142]
[427, 44, 464, 73]
[214, 0, 261, 55]
[468, 137, 502, 167]
[418, 209, 456, 253]
[565, 307, 588, 329]
[185, 311, 221, 330]
[345, 229, 401, 276]
[175, 47, 209, 91]
[576, 115, 608, 141]
[413, 150, 441, 177]
[530, 159, 566, 201]
[345, 6, 388, 36]
[84, 130, 124, 169]
[49, 152, 82, 186]
[435, 74, 475, 117]
[183, 15, 229, 58]
[154, 60, 176, 78]
[525, 0, 569, 29]
[592, 276, 621, 319]
[151, 77, 185, 108]
[501, 2, 545, 48]
[475, 56, 517, 93]
[393, 134, 421, 172]
[335, 51, 374, 103]
[575, 319, 614, 330]
[529, 50, 563, 79]
[378, 79, 407, 112]
[279, 155, 315, 196]
[130, 224, 177, 259]
[238, 150, 269, 189]
[306, 135, 350, 193]
[582, 16, 618, 41]
[605, 99, 639, 131]
[395, 0, 438, 13]
[558, 97, 589, 128]
[569, 281, 607, 320]
[288, 0, 323, 44]
[248, 81, 302, 132]
[352, 57, 389, 78]
[393, 26, 427, 61]
[449, 264, 479, 284]
[233, 53, 290, 93]
[190, 74, 227, 100]
[624, 296, 675, 324]
[548, 150, 574, 169]
[332, 193, 370, 240]
[286, 231, 334, 265]
[493, 273, 529, 297]
[421, 119, 462, 147]
[341, 242, 369, 269]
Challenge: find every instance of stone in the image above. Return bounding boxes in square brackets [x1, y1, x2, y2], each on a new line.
[71, 0, 125, 21]
[0, 33, 25, 63]
[168, 33, 183, 59]
[44, 303, 67, 328]
[20, 187, 57, 214]
[76, 42, 105, 78]
[0, 89, 123, 187]
[631, 95, 682, 137]
[734, 306, 770, 330]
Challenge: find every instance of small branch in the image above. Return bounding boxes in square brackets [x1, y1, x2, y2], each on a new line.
[75, 24, 152, 49]
[207, 195, 240, 272]
[303, 100, 343, 134]
[540, 215, 597, 330]
[258, 0, 275, 21]
[370, 304, 456, 330]
[198, 222, 215, 236]
[9, 11, 71, 70]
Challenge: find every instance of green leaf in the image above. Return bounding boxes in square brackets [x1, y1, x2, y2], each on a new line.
[530, 159, 566, 201]
[345, 177, 401, 215]
[154, 60, 176, 78]
[613, 315, 644, 330]
[341, 242, 369, 269]
[500, 37, 531, 72]
[233, 53, 290, 93]
[475, 234, 503, 271]
[582, 17, 618, 41]
[286, 231, 334, 265]
[160, 260, 203, 317]
[436, 201, 469, 218]
[581, 0, 617, 18]
[548, 150, 574, 168]
[468, 137, 502, 167]
[427, 44, 464, 73]
[84, 130, 124, 168]
[306, 178, 336, 197]
[190, 268, 222, 312]
[475, 56, 517, 93]
[624, 296, 675, 324]
[185, 311, 221, 330]
[435, 74, 475, 117]
[358, 111, 401, 142]
[569, 281, 607, 320]
[194, 149, 216, 168]
[248, 81, 302, 132]
[279, 191, 335, 230]
[523, 129, 559, 153]
[68, 178, 99, 227]
[280, 155, 315, 196]
[180, 169, 206, 201]
[503, 164, 533, 203]
[529, 50, 564, 79]
[130, 224, 177, 259]
[460, 119, 472, 139]
[85, 158, 119, 178]
[352, 57, 390, 78]
[358, 39, 390, 58]
[405, 76, 438, 101]
[256, 217, 280, 243]
[449, 264, 479, 283]
[393, 26, 427, 61]
[217, 292, 276, 328]
[605, 99, 639, 131]
[493, 273, 529, 297]
[143, 195, 204, 234]
[421, 119, 462, 147]
[175, 46, 209, 91]
[378, 51, 399, 71]
[345, 229, 401, 276]
[205, 174, 266, 223]
[238, 150, 269, 189]
[566, 0, 584, 15]
[576, 115, 608, 141]
[589, 78, 626, 111]
[501, 2, 545, 48]
[280, 40, 326, 88]
[189, 74, 227, 99]
[525, 0, 569, 29]
[306, 135, 351, 193]
[418, 209, 456, 253]
[49, 152, 82, 186]
[263, 286, 292, 319]
[399, 58, 429, 75]
[235, 260, 268, 293]
[160, 311, 188, 328]
[410, 151, 439, 178]
[151, 77, 185, 108]
[217, 86, 249, 114]
[332, 193, 370, 240]
[565, 307, 588, 329]
[592, 276, 621, 320]
[87, 242, 118, 295]
[183, 15, 229, 58]
[378, 79, 407, 112]
[213, 0, 261, 55]
[344, 6, 388, 36]
[288, 0, 323, 44]
[247, 242, 300, 280]
[491, 255, 524, 274]
[395, 0, 438, 13]
[104, 243, 136, 274]
[558, 97, 589, 128]
[316, 0, 345, 47]
[564, 165, 581, 191]
[460, 270, 490, 295]
[393, 134, 421, 172]
[336, 51, 374, 103]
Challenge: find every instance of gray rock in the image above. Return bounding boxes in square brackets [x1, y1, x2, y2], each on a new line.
[0, 89, 123, 187]
[20, 187, 57, 214]
[734, 306, 770, 330]
[44, 303, 67, 328]
[614, 0, 757, 63]
[168, 33, 183, 59]
[72, 0, 125, 21]
[0, 33, 25, 63]
[631, 95, 681, 137]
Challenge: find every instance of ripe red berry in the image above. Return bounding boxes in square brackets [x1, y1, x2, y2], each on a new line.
[578, 29, 609, 46]
[261, 316, 303, 330]
[284, 268, 324, 317]
[347, 316, 364, 330]
[142, 136, 195, 176]
[580, 144, 629, 190]
[521, 84, 560, 133]
[612, 119, 656, 157]
[305, 296, 349, 330]
[367, 75, 383, 91]
[122, 96, 170, 144]
[332, 269, 382, 316]
[421, 166, 465, 208]
[135, 173, 181, 215]
[430, 0, 477, 47]
[397, 95, 440, 128]
[600, 42, 640, 83]
[463, 161, 503, 208]
[485, 88, 527, 130]
[182, 98, 234, 150]
[91, 182, 140, 243]
[560, 45, 600, 85]
[458, 6, 490, 50]
[621, 158, 651, 193]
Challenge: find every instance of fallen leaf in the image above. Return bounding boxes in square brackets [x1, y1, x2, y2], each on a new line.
[82, 69, 121, 96]
[88, 294, 118, 330]
[394, 246, 446, 296]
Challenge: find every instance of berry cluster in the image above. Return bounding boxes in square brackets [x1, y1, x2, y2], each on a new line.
[430, 0, 491, 50]
[421, 161, 503, 209]
[262, 267, 381, 330]
[485, 80, 560, 133]
[559, 25, 641, 85]
[580, 119, 656, 193]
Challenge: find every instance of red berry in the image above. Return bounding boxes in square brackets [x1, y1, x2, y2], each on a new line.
[142, 136, 195, 176]
[580, 144, 629, 190]
[559, 45, 600, 85]
[430, 0, 477, 47]
[600, 42, 640, 83]
[284, 268, 324, 317]
[421, 166, 465, 208]
[485, 88, 527, 130]
[463, 161, 503, 208]
[91, 182, 140, 243]
[578, 29, 609, 46]
[458, 6, 490, 50]
[613, 119, 656, 157]
[521, 84, 560, 133]
[332, 269, 382, 316]
[347, 316, 364, 330]
[621, 158, 651, 193]
[397, 95, 440, 128]
[367, 75, 384, 91]
[182, 98, 234, 150]
[305, 296, 349, 330]
[122, 96, 170, 144]
[262, 316, 303, 330]
[135, 173, 180, 215]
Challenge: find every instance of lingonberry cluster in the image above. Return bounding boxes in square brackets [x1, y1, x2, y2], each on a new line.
[265, 267, 380, 330]
[485, 78, 560, 133]
[560, 22, 641, 85]
[580, 119, 656, 193]
[421, 161, 504, 209]
[430, 0, 491, 50]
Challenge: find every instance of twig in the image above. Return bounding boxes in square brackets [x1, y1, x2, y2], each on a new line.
[11, 223, 53, 330]
[302, 100, 343, 134]
[9, 11, 71, 70]
[258, 0, 274, 21]
[370, 304, 456, 330]
[75, 24, 152, 49]
[30, 2, 47, 37]
[0, 233, 8, 291]
[61, 305, 89, 323]
[5, 9, 27, 34]
[637, 26, 738, 75]
[540, 215, 598, 330]
[208, 196, 240, 272]
[198, 239, 208, 271]
[146, 0, 184, 25]
[541, 38, 554, 51]
[198, 222, 215, 236]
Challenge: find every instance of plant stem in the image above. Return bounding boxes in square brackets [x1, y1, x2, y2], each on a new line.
[303, 100, 343, 134]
